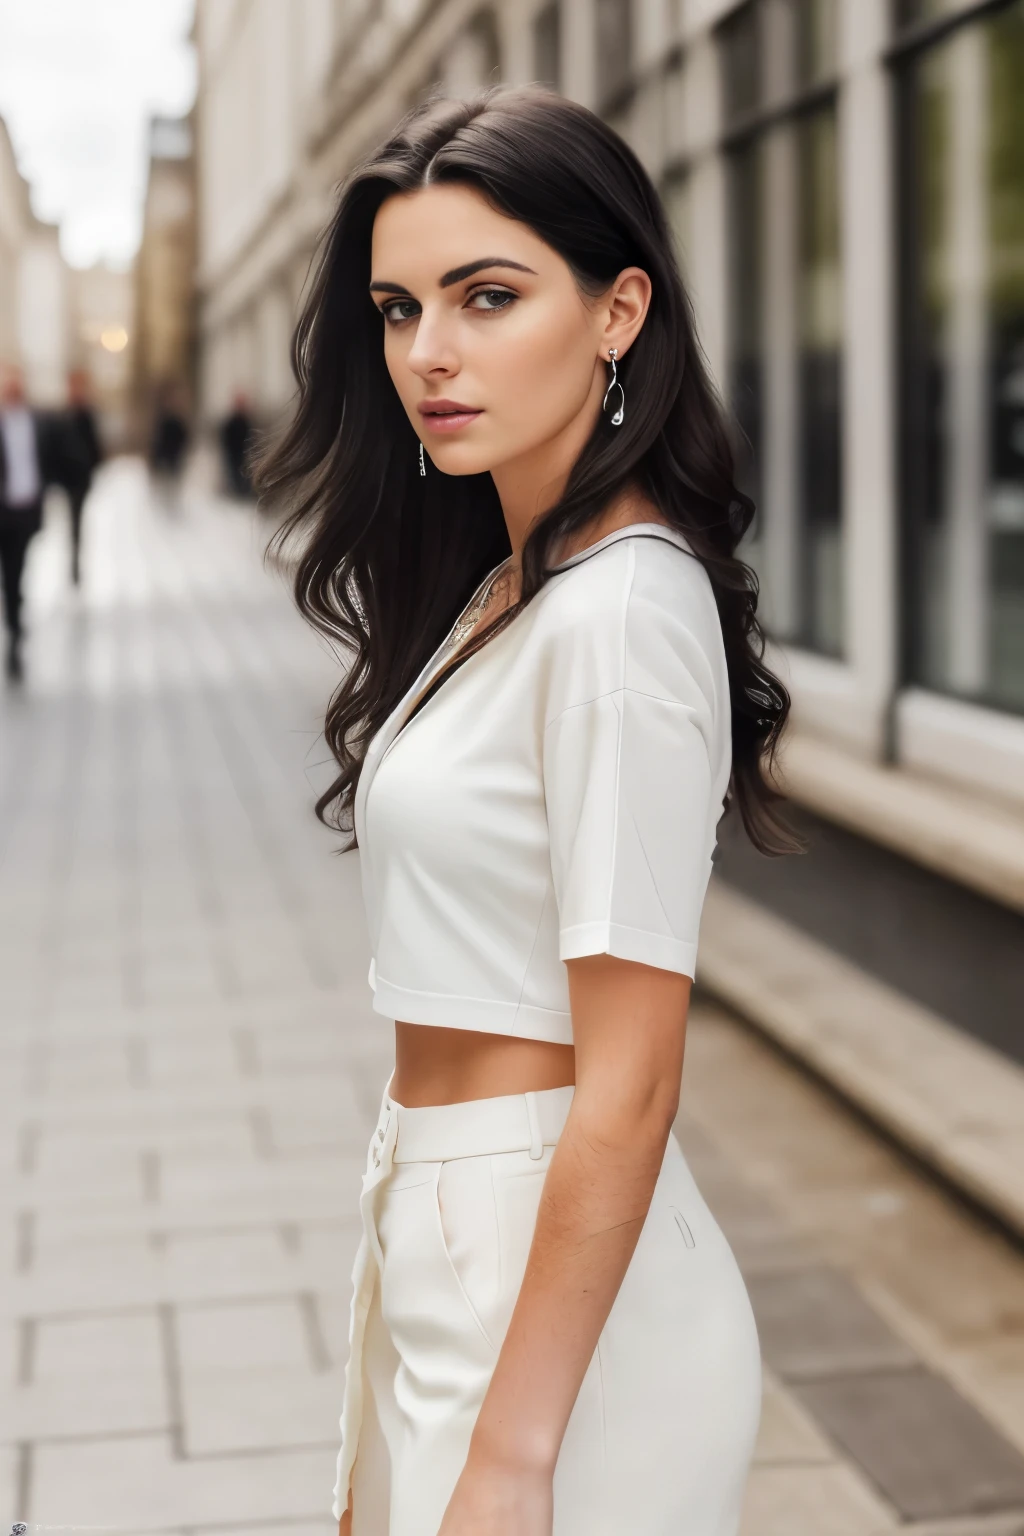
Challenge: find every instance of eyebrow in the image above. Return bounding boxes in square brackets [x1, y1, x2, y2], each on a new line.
[368, 257, 538, 296]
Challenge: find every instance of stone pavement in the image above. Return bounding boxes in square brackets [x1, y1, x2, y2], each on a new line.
[2, 461, 1023, 1534]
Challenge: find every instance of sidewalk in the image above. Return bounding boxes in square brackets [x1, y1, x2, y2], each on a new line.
[2, 462, 1023, 1533]
[1, 462, 388, 1528]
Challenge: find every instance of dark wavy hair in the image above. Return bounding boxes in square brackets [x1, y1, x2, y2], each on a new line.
[256, 85, 794, 854]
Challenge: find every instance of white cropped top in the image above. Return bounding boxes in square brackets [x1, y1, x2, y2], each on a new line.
[354, 524, 732, 1044]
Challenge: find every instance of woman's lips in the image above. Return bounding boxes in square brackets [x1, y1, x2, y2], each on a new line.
[418, 401, 483, 434]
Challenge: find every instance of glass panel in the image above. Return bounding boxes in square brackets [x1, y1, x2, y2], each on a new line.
[794, 0, 839, 85]
[720, 2, 763, 123]
[904, 1, 1024, 711]
[728, 141, 766, 556]
[798, 106, 844, 654]
[727, 103, 843, 652]
[896, 0, 978, 29]
[663, 172, 693, 270]
[533, 1, 561, 88]
[596, 0, 633, 107]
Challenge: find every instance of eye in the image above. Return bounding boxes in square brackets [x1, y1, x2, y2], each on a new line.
[466, 287, 516, 314]
[380, 298, 420, 325]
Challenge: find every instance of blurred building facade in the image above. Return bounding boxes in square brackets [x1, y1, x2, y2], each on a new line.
[133, 115, 198, 444]
[1, 116, 133, 441]
[193, 0, 1024, 820]
[68, 264, 136, 450]
[0, 116, 70, 406]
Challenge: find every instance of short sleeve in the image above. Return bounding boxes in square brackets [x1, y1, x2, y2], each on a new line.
[541, 594, 722, 980]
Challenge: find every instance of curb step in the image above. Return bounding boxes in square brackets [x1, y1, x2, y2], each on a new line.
[698, 881, 1024, 1242]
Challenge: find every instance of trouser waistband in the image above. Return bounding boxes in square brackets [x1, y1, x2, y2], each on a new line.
[369, 1081, 575, 1166]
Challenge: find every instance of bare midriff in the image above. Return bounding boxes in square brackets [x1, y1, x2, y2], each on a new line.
[391, 1021, 576, 1108]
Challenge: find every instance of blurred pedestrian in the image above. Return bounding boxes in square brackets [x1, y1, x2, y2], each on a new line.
[149, 387, 189, 503]
[220, 391, 255, 498]
[0, 367, 55, 681]
[58, 369, 104, 585]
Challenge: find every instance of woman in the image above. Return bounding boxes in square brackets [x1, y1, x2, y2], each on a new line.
[257, 86, 792, 1536]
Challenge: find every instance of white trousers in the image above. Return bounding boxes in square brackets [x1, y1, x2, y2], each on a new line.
[333, 1081, 762, 1536]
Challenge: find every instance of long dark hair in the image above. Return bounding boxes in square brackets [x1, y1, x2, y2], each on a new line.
[257, 86, 794, 854]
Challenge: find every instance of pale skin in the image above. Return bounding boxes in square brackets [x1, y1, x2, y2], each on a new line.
[338, 183, 691, 1536]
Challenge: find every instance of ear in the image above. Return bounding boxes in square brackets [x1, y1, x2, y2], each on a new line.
[601, 267, 652, 361]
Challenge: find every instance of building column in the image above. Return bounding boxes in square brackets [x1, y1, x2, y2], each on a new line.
[839, 0, 898, 752]
[681, 34, 728, 394]
[497, 0, 536, 85]
[561, 0, 596, 108]
[761, 121, 800, 639]
[945, 24, 990, 694]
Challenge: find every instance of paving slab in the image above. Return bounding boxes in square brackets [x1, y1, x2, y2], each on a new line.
[796, 1368, 1024, 1521]
[750, 1369, 835, 1465]
[746, 1266, 918, 1379]
[739, 1461, 898, 1535]
[27, 1434, 339, 1527]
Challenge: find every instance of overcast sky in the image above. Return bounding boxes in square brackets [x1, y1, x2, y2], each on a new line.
[0, 0, 195, 269]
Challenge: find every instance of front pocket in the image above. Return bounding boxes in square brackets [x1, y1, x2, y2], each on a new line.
[434, 1159, 501, 1352]
[670, 1205, 696, 1248]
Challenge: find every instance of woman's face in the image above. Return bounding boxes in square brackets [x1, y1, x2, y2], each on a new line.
[369, 183, 646, 485]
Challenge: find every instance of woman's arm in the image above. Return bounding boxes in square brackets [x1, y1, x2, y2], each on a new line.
[438, 953, 690, 1536]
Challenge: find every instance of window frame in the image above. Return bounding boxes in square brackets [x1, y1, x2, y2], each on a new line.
[888, 0, 1019, 60]
[893, 0, 1024, 714]
[595, 0, 635, 115]
[717, 0, 846, 655]
[532, 0, 561, 89]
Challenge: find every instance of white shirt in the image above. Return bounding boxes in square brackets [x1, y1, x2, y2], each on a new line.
[356, 524, 732, 1045]
[0, 406, 42, 507]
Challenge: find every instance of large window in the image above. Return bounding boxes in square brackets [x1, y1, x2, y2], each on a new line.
[596, 0, 633, 110]
[723, 0, 844, 655]
[900, 0, 1024, 712]
[896, 0, 987, 24]
[533, 2, 561, 88]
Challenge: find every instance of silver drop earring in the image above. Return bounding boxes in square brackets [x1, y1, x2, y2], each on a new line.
[602, 347, 625, 427]
[419, 441, 426, 476]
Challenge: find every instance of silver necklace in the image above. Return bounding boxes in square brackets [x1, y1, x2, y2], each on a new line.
[447, 560, 513, 652]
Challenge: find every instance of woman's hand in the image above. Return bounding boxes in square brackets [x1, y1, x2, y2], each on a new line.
[438, 1452, 554, 1536]
[338, 1503, 352, 1536]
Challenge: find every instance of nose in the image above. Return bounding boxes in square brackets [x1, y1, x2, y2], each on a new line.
[405, 305, 459, 381]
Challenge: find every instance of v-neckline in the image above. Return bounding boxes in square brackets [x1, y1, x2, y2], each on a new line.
[367, 555, 513, 776]
[398, 556, 513, 723]
[356, 520, 696, 829]
[549, 520, 692, 570]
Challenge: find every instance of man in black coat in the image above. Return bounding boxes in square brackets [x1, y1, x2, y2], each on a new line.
[0, 368, 55, 681]
[219, 391, 255, 498]
[59, 369, 104, 586]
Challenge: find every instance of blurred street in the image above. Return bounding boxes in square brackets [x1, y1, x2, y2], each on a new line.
[2, 467, 1024, 1533]
[0, 463, 388, 1531]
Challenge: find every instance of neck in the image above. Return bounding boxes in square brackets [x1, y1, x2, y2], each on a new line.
[491, 455, 661, 574]
[489, 375, 605, 561]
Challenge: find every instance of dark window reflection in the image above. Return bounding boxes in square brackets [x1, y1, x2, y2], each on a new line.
[722, 0, 843, 654]
[896, 0, 966, 28]
[903, 1, 1024, 710]
[794, 0, 838, 87]
[596, 0, 633, 108]
[720, 2, 762, 122]
[726, 104, 843, 654]
[729, 142, 765, 521]
[798, 107, 843, 655]
[533, 2, 561, 89]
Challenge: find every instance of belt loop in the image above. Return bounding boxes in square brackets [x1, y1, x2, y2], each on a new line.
[525, 1091, 544, 1160]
